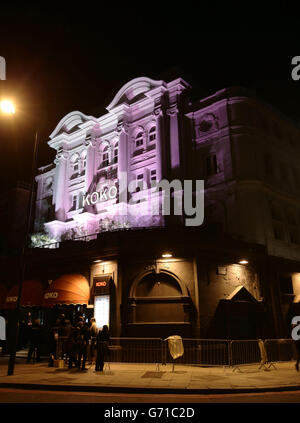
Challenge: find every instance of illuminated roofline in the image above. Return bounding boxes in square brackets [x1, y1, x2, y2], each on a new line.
[106, 77, 166, 111]
[49, 111, 98, 140]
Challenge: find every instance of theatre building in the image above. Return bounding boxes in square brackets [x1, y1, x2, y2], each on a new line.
[20, 77, 300, 340]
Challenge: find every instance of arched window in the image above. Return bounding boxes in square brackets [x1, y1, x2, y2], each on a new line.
[80, 150, 87, 174]
[44, 176, 53, 192]
[148, 126, 156, 143]
[135, 132, 144, 148]
[113, 142, 118, 164]
[102, 146, 109, 167]
[70, 153, 80, 177]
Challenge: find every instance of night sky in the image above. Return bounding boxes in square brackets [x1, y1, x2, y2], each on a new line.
[0, 1, 300, 190]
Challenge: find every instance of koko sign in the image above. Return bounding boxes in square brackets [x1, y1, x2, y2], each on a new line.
[6, 296, 17, 303]
[44, 292, 59, 299]
[82, 186, 118, 206]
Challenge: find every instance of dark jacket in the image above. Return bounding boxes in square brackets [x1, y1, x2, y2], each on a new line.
[78, 323, 90, 350]
[96, 328, 110, 354]
[28, 323, 41, 346]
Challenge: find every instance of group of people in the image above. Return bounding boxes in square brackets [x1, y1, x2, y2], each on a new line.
[48, 315, 110, 372]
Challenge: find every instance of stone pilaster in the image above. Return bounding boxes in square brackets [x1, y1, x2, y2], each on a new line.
[84, 136, 97, 192]
[117, 121, 129, 203]
[54, 149, 69, 221]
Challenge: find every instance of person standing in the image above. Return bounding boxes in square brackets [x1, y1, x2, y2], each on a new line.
[95, 325, 110, 372]
[67, 323, 79, 369]
[26, 319, 42, 363]
[88, 318, 98, 364]
[77, 320, 90, 370]
[48, 318, 60, 367]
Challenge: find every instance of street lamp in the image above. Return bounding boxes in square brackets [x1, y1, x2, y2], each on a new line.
[0, 99, 15, 114]
[1, 101, 39, 375]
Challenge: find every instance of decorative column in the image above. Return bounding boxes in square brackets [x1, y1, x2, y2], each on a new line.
[53, 149, 69, 221]
[117, 121, 129, 204]
[167, 104, 181, 179]
[153, 106, 165, 182]
[84, 135, 97, 193]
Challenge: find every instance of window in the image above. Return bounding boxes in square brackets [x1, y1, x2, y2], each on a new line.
[148, 126, 156, 142]
[135, 132, 144, 148]
[150, 169, 156, 182]
[102, 146, 109, 167]
[136, 173, 144, 192]
[286, 210, 298, 244]
[44, 177, 53, 192]
[206, 154, 218, 176]
[113, 142, 118, 164]
[72, 194, 78, 210]
[70, 154, 80, 178]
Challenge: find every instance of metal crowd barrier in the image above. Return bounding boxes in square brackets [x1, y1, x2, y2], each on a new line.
[163, 339, 230, 367]
[108, 337, 163, 370]
[53, 336, 299, 371]
[229, 339, 261, 371]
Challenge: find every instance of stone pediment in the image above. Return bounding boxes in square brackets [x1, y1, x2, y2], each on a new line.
[49, 111, 97, 139]
[106, 77, 166, 111]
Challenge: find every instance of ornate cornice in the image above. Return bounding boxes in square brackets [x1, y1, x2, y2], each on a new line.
[54, 150, 69, 164]
[166, 104, 179, 116]
[117, 121, 129, 135]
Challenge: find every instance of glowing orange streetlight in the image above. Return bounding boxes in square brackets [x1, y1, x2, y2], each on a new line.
[0, 99, 15, 114]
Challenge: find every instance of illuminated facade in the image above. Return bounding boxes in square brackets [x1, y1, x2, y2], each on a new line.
[34, 77, 190, 241]
[29, 77, 300, 339]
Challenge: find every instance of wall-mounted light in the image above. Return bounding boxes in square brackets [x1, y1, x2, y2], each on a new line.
[93, 259, 102, 263]
[238, 260, 248, 265]
[162, 253, 172, 258]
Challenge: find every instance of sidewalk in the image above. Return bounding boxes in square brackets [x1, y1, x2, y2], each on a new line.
[1, 357, 300, 393]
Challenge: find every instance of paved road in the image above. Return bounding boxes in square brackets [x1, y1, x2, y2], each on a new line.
[1, 387, 300, 403]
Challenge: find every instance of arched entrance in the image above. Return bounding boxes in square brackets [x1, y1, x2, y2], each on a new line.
[125, 271, 193, 338]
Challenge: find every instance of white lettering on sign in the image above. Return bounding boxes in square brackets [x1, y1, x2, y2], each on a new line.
[82, 186, 118, 207]
[44, 292, 59, 299]
[90, 192, 99, 204]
